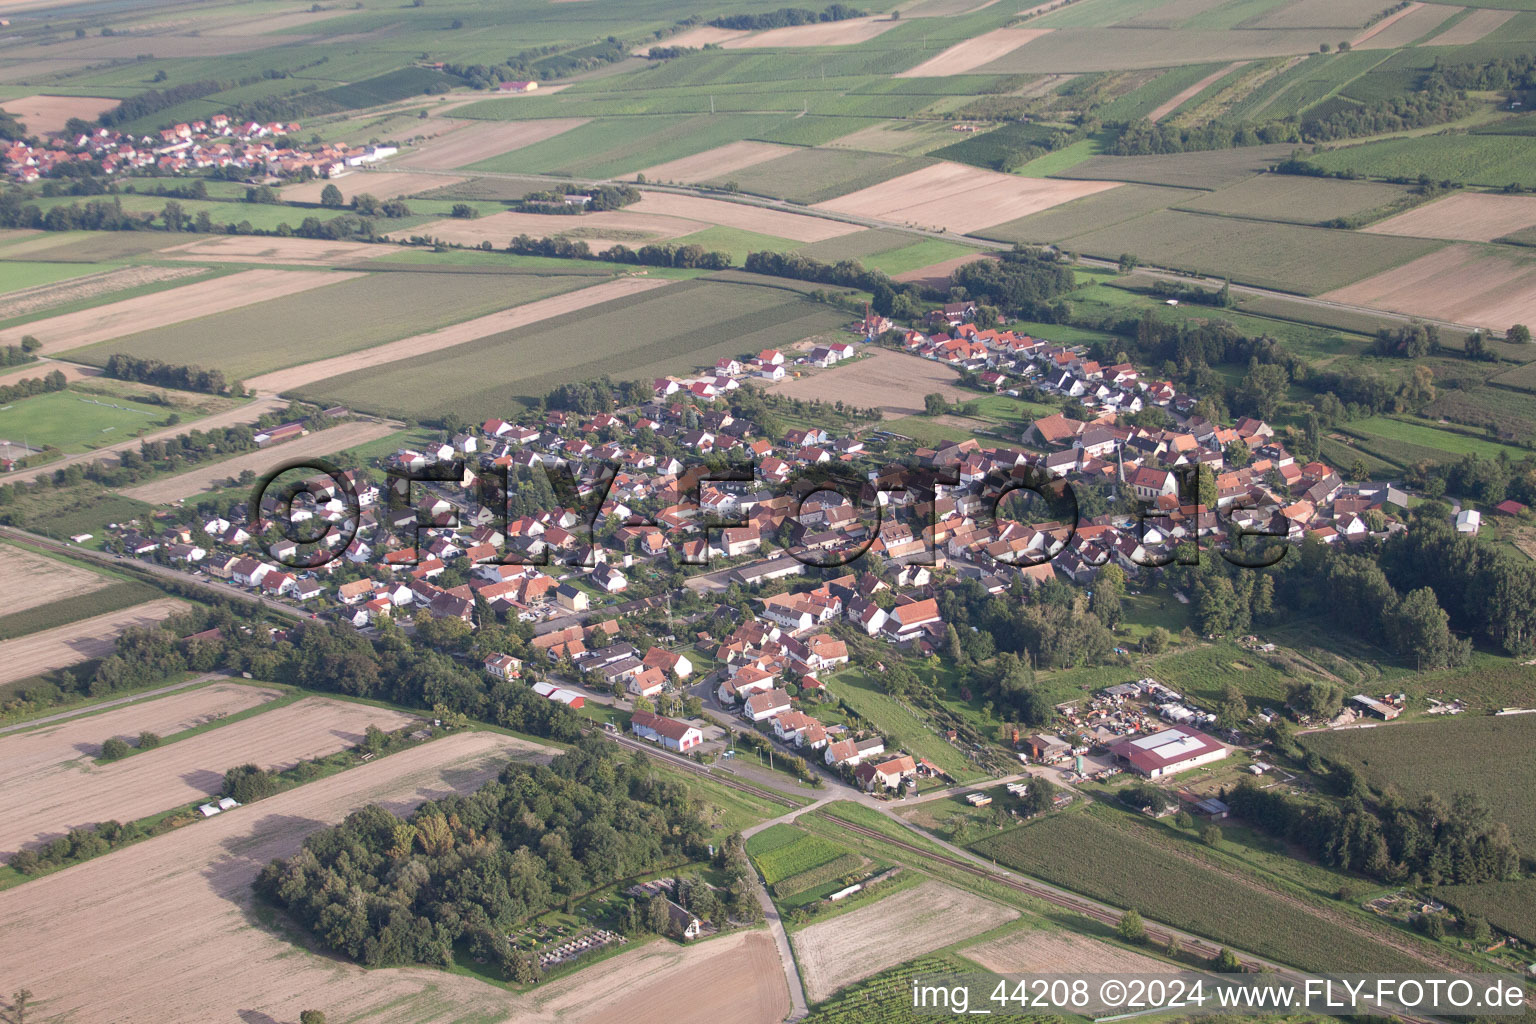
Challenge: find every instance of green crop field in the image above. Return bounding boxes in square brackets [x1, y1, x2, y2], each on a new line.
[704, 148, 932, 205]
[0, 579, 164, 641]
[972, 812, 1429, 974]
[290, 275, 851, 421]
[1491, 361, 1536, 392]
[1171, 175, 1412, 225]
[1436, 877, 1536, 945]
[796, 228, 926, 262]
[1057, 143, 1297, 189]
[1301, 714, 1536, 853]
[747, 824, 854, 886]
[0, 388, 167, 453]
[975, 184, 1188, 243]
[1098, 63, 1230, 121]
[670, 226, 801, 262]
[1344, 415, 1531, 461]
[974, 28, 1329, 74]
[865, 239, 986, 276]
[1058, 210, 1442, 293]
[65, 270, 605, 380]
[0, 261, 118, 294]
[1310, 133, 1536, 188]
[825, 666, 980, 781]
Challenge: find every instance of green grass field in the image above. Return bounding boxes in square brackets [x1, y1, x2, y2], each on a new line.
[0, 262, 119, 294]
[65, 270, 607, 380]
[1057, 209, 1444, 293]
[1345, 415, 1531, 461]
[670, 226, 800, 263]
[1310, 133, 1536, 187]
[290, 275, 851, 421]
[972, 811, 1430, 974]
[865, 239, 986, 276]
[1053, 143, 1296, 189]
[1436, 877, 1536, 945]
[0, 388, 167, 453]
[975, 184, 1188, 243]
[795, 228, 923, 262]
[1301, 714, 1536, 854]
[824, 666, 981, 781]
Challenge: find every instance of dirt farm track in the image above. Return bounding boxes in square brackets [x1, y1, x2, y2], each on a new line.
[0, 598, 186, 687]
[0, 729, 786, 1024]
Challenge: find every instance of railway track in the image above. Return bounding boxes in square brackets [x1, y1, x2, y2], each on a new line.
[605, 732, 802, 808]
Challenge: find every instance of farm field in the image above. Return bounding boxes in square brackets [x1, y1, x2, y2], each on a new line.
[1173, 175, 1413, 225]
[0, 544, 108, 615]
[0, 694, 418, 854]
[1321, 243, 1536, 328]
[0, 269, 358, 355]
[396, 207, 709, 250]
[796, 227, 929, 262]
[0, 94, 117, 135]
[0, 230, 189, 262]
[242, 276, 669, 395]
[748, 823, 854, 886]
[0, 579, 164, 641]
[872, 239, 989, 277]
[1148, 60, 1249, 120]
[1309, 134, 1536, 189]
[0, 387, 172, 455]
[68, 270, 600, 380]
[1436, 877, 1536, 946]
[0, 598, 186, 687]
[0, 730, 577, 1024]
[962, 925, 1176, 973]
[720, 15, 900, 48]
[281, 171, 463, 204]
[1362, 191, 1536, 242]
[701, 147, 935, 206]
[976, 183, 1188, 243]
[393, 117, 592, 169]
[0, 264, 207, 323]
[156, 235, 392, 265]
[635, 140, 795, 183]
[0, 260, 114, 295]
[1422, 7, 1518, 44]
[626, 193, 863, 243]
[1300, 714, 1536, 852]
[792, 880, 1019, 1001]
[891, 251, 993, 288]
[815, 161, 1120, 234]
[898, 27, 1054, 77]
[1344, 415, 1529, 462]
[118, 420, 397, 503]
[972, 812, 1431, 975]
[1058, 210, 1443, 293]
[290, 276, 852, 422]
[765, 348, 967, 418]
[1055, 143, 1297, 188]
[974, 28, 1329, 73]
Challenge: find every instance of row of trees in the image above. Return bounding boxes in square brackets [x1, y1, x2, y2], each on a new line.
[708, 4, 864, 29]
[102, 354, 233, 396]
[0, 368, 66, 407]
[255, 738, 710, 970]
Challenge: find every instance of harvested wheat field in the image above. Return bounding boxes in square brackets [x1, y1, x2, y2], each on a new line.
[2, 269, 359, 355]
[1149, 60, 1248, 122]
[794, 880, 1019, 1001]
[893, 252, 995, 290]
[395, 117, 591, 169]
[0, 694, 418, 854]
[564, 932, 788, 1024]
[963, 926, 1179, 974]
[0, 599, 186, 687]
[243, 275, 668, 395]
[635, 140, 797, 184]
[1362, 192, 1536, 244]
[0, 264, 205, 322]
[119, 420, 396, 502]
[394, 207, 710, 250]
[722, 15, 899, 48]
[632, 25, 749, 52]
[0, 731, 568, 1024]
[628, 192, 860, 242]
[1322, 244, 1536, 329]
[1422, 7, 1516, 45]
[0, 94, 118, 136]
[158, 235, 392, 265]
[766, 347, 967, 417]
[898, 27, 1053, 77]
[282, 171, 461, 204]
[0, 544, 108, 614]
[816, 161, 1118, 234]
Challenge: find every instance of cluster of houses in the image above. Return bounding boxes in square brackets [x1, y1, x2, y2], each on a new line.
[652, 343, 860, 401]
[5, 113, 396, 182]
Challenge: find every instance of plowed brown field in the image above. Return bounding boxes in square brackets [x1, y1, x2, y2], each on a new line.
[814, 162, 1118, 233]
[0, 543, 107, 614]
[0, 599, 186, 687]
[1321, 244, 1536, 329]
[1361, 192, 1536, 244]
[765, 348, 967, 417]
[0, 693, 416, 853]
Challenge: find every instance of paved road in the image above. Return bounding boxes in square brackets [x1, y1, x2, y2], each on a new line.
[0, 672, 227, 737]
